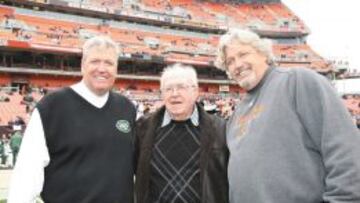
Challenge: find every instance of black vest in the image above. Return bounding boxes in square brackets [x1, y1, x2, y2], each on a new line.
[37, 88, 136, 203]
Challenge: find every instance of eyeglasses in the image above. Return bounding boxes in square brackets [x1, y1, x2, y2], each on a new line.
[161, 84, 196, 94]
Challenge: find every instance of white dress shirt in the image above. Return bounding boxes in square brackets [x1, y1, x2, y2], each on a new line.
[7, 81, 109, 203]
[161, 106, 199, 127]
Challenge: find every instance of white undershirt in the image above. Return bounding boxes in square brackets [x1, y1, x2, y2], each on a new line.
[7, 81, 109, 203]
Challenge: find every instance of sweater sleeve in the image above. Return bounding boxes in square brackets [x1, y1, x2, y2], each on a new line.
[294, 68, 360, 202]
[7, 108, 50, 203]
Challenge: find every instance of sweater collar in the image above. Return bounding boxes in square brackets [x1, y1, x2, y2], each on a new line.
[247, 66, 275, 95]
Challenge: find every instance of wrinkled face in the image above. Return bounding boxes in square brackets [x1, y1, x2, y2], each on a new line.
[81, 46, 118, 96]
[225, 40, 269, 91]
[161, 76, 199, 121]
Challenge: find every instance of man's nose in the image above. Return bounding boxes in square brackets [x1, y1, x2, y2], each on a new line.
[171, 89, 180, 95]
[97, 62, 107, 71]
[234, 58, 244, 67]
[169, 88, 180, 96]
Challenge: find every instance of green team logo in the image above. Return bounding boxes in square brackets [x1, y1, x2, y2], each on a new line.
[116, 120, 131, 133]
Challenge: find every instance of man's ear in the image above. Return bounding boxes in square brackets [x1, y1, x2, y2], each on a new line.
[194, 88, 200, 100]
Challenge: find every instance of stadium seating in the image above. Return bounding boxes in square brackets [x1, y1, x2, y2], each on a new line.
[0, 92, 28, 125]
[0, 1, 358, 128]
[0, 2, 332, 86]
[0, 4, 318, 64]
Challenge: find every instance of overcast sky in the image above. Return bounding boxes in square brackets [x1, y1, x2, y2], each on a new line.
[282, 0, 360, 71]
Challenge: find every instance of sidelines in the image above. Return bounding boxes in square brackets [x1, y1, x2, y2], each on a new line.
[0, 169, 43, 202]
[0, 169, 11, 200]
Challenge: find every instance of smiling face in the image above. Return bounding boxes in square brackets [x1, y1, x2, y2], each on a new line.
[81, 46, 118, 96]
[225, 40, 269, 91]
[161, 76, 199, 121]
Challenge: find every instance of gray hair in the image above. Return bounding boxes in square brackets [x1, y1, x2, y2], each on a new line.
[215, 28, 274, 72]
[160, 63, 198, 90]
[82, 35, 120, 63]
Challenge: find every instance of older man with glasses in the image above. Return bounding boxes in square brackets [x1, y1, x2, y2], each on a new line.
[135, 63, 229, 203]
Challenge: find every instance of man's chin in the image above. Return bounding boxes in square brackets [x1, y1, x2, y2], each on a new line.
[93, 87, 110, 95]
[168, 109, 182, 115]
[239, 80, 253, 91]
[168, 109, 184, 116]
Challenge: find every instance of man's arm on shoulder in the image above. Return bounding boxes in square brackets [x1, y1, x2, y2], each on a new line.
[7, 109, 50, 203]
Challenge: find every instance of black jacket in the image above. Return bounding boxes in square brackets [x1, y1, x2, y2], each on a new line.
[135, 104, 229, 203]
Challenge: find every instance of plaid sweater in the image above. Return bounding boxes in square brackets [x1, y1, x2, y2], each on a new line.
[149, 119, 201, 203]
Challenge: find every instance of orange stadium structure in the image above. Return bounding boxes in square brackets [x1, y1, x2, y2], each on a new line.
[0, 0, 335, 122]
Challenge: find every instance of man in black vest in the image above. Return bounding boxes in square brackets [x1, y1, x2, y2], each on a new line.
[8, 36, 136, 203]
[135, 63, 229, 203]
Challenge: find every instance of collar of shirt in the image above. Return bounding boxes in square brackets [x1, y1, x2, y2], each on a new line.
[161, 105, 199, 128]
[70, 80, 109, 108]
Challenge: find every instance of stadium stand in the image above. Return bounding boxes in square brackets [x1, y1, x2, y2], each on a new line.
[0, 4, 320, 65]
[0, 1, 333, 92]
[1, 0, 358, 128]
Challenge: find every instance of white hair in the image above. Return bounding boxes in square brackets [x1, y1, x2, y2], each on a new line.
[215, 28, 274, 71]
[160, 63, 198, 89]
[82, 35, 120, 63]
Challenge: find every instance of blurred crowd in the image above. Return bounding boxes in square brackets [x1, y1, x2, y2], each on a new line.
[0, 87, 359, 169]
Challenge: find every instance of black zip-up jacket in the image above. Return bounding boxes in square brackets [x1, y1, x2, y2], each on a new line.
[135, 104, 229, 203]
